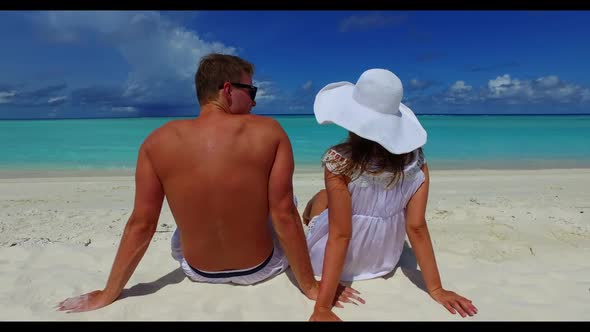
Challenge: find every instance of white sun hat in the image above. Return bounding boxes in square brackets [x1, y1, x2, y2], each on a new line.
[313, 68, 427, 154]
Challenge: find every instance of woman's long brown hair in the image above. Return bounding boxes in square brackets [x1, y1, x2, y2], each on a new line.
[327, 132, 418, 187]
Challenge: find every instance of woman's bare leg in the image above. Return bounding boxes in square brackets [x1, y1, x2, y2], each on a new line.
[302, 189, 328, 226]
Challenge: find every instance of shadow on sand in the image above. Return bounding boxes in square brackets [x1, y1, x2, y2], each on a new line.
[383, 241, 428, 293]
[119, 268, 186, 300]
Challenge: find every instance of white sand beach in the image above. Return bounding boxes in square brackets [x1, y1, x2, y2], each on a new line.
[0, 168, 589, 321]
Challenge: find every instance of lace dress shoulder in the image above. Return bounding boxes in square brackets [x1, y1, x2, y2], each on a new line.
[321, 148, 426, 189]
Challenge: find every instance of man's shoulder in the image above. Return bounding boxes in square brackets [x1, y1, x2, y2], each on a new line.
[158, 118, 193, 133]
[247, 114, 278, 123]
[246, 114, 283, 131]
[143, 119, 189, 147]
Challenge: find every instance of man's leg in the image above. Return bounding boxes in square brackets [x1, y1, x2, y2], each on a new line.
[302, 189, 328, 226]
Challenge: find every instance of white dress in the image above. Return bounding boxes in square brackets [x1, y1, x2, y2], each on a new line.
[306, 148, 426, 281]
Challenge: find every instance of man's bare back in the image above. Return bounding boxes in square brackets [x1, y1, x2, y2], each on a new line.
[145, 112, 283, 271]
[57, 53, 359, 318]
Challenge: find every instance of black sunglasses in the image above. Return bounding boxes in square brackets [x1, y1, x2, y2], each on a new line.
[219, 82, 258, 101]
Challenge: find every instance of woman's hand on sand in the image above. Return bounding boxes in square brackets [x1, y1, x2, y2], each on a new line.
[309, 307, 342, 321]
[304, 281, 365, 308]
[332, 283, 365, 307]
[57, 290, 114, 313]
[429, 288, 478, 317]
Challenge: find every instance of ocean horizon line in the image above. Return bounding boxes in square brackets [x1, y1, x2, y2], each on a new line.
[2, 113, 590, 121]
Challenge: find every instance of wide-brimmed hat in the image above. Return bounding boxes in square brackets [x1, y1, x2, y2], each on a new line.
[314, 68, 427, 154]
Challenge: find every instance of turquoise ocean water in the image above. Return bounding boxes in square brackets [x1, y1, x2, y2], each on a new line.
[0, 115, 589, 172]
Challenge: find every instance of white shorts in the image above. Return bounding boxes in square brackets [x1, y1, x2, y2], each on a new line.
[170, 196, 298, 285]
[171, 223, 288, 285]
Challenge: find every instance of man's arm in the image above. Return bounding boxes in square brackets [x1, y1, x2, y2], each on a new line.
[405, 164, 477, 317]
[267, 125, 317, 297]
[58, 140, 165, 313]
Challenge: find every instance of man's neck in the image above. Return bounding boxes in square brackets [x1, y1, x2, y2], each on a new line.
[200, 102, 230, 116]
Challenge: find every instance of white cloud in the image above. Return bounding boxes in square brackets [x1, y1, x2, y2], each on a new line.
[0, 91, 16, 104]
[486, 74, 589, 103]
[450, 81, 472, 93]
[37, 11, 238, 107]
[408, 79, 434, 90]
[437, 74, 590, 105]
[302, 80, 313, 91]
[487, 74, 511, 92]
[117, 18, 236, 82]
[487, 74, 533, 100]
[443, 81, 477, 104]
[535, 75, 560, 89]
[48, 96, 67, 104]
[253, 80, 276, 102]
[111, 106, 138, 113]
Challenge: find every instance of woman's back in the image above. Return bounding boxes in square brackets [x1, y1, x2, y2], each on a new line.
[306, 147, 426, 281]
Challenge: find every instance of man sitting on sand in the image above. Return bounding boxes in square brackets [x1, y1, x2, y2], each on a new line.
[58, 53, 361, 313]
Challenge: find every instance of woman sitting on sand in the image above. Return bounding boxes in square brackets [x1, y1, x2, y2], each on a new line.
[302, 69, 478, 321]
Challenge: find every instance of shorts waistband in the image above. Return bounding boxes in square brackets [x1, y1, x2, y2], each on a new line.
[188, 248, 274, 278]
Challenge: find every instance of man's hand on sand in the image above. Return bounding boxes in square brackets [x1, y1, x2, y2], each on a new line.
[57, 290, 114, 313]
[429, 288, 478, 317]
[304, 281, 365, 308]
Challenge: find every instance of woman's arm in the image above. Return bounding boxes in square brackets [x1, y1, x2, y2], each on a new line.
[310, 168, 355, 320]
[405, 164, 477, 317]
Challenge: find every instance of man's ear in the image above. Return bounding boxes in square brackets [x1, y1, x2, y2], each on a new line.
[223, 81, 232, 93]
[218, 82, 230, 103]
[224, 84, 232, 107]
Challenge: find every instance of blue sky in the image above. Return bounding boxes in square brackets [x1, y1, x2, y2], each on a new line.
[1, 10, 589, 119]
